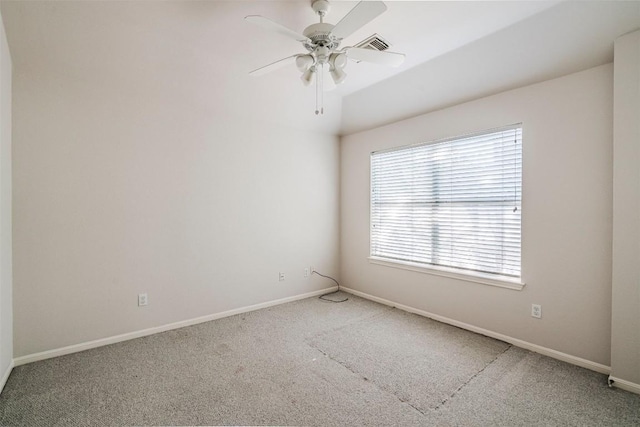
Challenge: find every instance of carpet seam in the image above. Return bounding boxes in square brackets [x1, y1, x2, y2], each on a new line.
[309, 343, 428, 417]
[307, 304, 515, 417]
[305, 305, 395, 343]
[433, 344, 513, 411]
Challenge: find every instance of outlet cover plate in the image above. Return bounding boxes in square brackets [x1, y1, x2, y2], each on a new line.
[531, 304, 541, 318]
[138, 293, 148, 307]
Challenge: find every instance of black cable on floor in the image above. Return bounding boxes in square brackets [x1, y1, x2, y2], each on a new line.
[313, 270, 348, 303]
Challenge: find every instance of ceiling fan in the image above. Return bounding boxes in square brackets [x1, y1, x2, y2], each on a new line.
[245, 0, 405, 114]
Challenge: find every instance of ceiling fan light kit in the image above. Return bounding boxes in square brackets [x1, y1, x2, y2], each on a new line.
[301, 67, 315, 86]
[245, 0, 405, 115]
[296, 55, 314, 73]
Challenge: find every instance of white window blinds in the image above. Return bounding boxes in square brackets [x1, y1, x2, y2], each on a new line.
[370, 125, 522, 278]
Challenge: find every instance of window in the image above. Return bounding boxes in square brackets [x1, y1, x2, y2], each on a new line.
[370, 125, 522, 284]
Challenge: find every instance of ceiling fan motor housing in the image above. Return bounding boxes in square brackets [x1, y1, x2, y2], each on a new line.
[303, 23, 340, 52]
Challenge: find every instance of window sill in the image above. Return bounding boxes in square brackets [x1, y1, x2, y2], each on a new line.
[368, 257, 525, 291]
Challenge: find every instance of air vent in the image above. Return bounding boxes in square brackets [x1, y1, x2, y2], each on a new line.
[354, 33, 390, 52]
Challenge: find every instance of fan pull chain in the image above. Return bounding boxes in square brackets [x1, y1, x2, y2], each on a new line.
[315, 66, 319, 115]
[320, 63, 324, 115]
[315, 64, 324, 115]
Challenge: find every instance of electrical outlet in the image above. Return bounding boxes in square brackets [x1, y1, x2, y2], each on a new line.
[138, 293, 148, 307]
[279, 272, 285, 281]
[304, 268, 310, 278]
[531, 304, 541, 319]
[310, 266, 315, 275]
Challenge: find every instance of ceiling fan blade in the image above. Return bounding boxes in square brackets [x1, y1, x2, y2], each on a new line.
[330, 1, 387, 40]
[249, 55, 298, 77]
[345, 47, 405, 67]
[244, 15, 310, 43]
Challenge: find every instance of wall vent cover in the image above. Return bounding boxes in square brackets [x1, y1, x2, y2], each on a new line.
[354, 34, 391, 52]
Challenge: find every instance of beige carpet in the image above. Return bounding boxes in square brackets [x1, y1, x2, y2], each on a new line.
[1, 292, 639, 426]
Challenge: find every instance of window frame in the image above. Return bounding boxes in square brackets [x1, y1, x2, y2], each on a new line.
[368, 125, 525, 291]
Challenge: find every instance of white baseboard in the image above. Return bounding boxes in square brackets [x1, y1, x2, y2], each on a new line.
[341, 286, 611, 375]
[608, 376, 640, 395]
[13, 286, 337, 367]
[0, 359, 14, 394]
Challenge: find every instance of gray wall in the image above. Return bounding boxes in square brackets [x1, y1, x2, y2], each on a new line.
[611, 29, 640, 390]
[12, 64, 340, 358]
[341, 64, 613, 367]
[0, 7, 12, 388]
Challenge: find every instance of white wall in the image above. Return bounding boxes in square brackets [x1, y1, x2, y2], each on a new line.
[341, 64, 613, 366]
[611, 30, 640, 389]
[0, 8, 12, 387]
[12, 67, 340, 358]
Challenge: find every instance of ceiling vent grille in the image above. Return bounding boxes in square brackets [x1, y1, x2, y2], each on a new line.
[354, 34, 390, 51]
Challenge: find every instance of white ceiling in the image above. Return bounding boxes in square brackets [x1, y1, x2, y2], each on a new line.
[342, 0, 640, 134]
[1, 1, 639, 135]
[237, 0, 560, 96]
